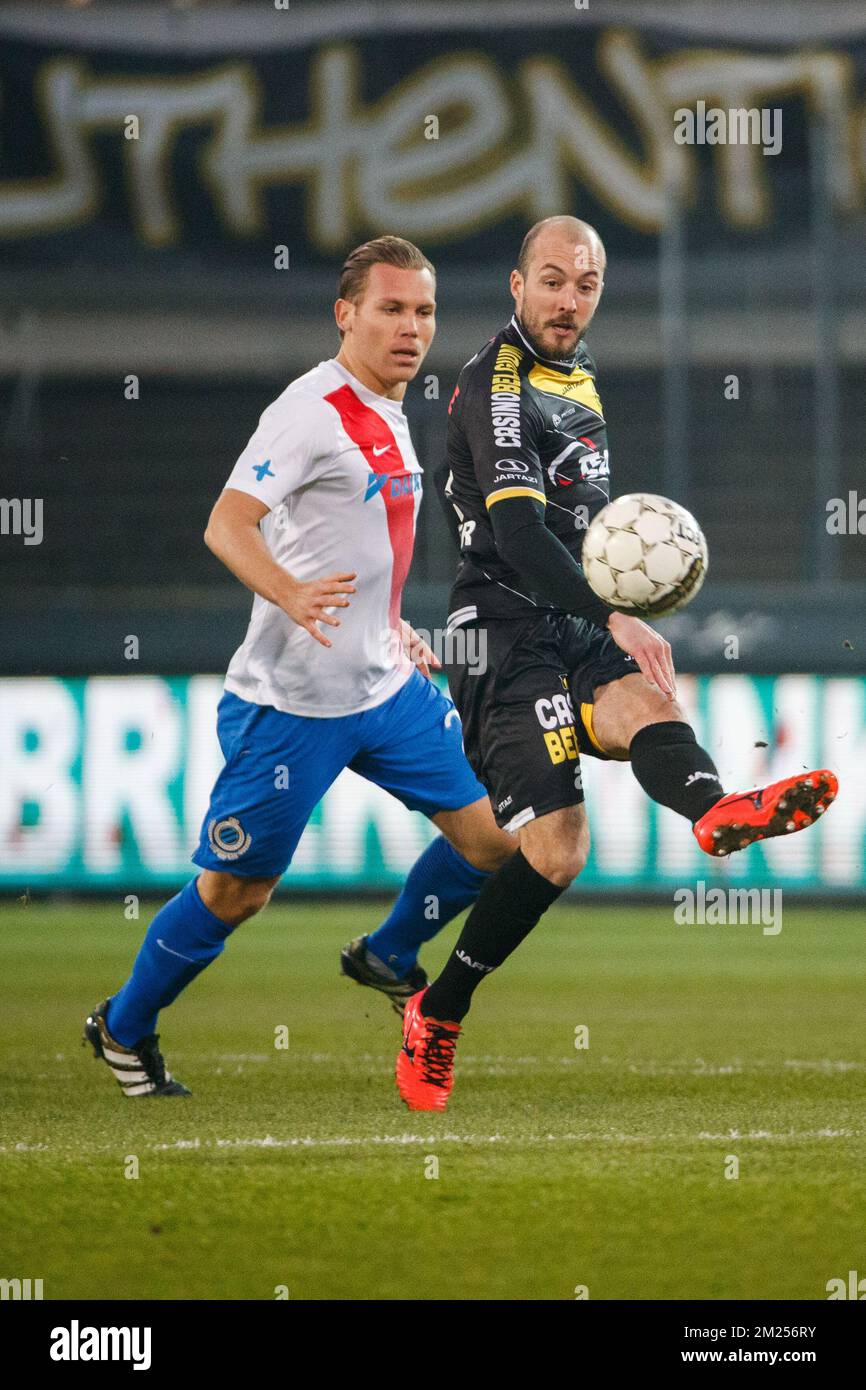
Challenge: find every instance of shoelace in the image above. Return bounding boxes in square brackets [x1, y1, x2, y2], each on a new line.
[420, 1024, 458, 1088]
[136, 1034, 168, 1087]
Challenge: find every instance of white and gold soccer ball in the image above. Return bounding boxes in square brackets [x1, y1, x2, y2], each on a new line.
[581, 493, 708, 617]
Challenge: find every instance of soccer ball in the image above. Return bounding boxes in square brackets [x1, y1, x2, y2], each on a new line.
[582, 493, 708, 617]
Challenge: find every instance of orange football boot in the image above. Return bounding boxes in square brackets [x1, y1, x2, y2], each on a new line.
[693, 769, 838, 857]
[396, 990, 461, 1112]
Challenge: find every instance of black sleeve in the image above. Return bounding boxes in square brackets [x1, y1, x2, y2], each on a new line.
[433, 458, 461, 550]
[489, 494, 614, 627]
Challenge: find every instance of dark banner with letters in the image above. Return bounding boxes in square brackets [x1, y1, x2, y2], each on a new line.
[2, 6, 866, 270]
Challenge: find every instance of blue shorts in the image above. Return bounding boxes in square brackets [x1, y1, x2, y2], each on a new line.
[192, 669, 487, 877]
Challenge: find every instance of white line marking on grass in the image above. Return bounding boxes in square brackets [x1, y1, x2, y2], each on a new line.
[783, 1059, 866, 1072]
[146, 1129, 861, 1152]
[153, 1134, 513, 1150]
[2, 1127, 861, 1156]
[625, 1059, 866, 1076]
[213, 1054, 271, 1063]
[225, 1053, 866, 1074]
[696, 1128, 855, 1140]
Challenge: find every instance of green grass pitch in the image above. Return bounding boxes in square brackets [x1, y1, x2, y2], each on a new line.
[1, 897, 864, 1301]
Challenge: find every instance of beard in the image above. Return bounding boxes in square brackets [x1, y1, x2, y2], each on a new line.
[517, 311, 581, 362]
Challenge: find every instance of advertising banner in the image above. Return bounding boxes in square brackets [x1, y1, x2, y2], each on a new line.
[0, 673, 862, 893]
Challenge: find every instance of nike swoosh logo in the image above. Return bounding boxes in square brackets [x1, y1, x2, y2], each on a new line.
[157, 938, 196, 963]
[372, 444, 390, 456]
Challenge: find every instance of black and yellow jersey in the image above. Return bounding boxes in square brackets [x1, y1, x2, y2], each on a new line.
[441, 315, 611, 628]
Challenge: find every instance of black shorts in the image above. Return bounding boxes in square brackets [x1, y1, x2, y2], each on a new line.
[444, 611, 637, 831]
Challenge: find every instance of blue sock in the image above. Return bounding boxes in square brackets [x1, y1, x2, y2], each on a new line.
[106, 877, 235, 1046]
[366, 836, 491, 978]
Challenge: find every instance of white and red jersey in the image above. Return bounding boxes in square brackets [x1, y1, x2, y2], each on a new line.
[222, 359, 423, 717]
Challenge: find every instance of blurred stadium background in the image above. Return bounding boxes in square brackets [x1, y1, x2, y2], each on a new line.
[1, 0, 864, 896]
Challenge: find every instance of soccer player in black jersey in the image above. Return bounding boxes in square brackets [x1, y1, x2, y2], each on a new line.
[395, 215, 836, 1112]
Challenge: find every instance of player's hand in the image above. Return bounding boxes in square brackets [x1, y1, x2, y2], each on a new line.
[607, 611, 676, 699]
[280, 571, 357, 648]
[400, 618, 442, 679]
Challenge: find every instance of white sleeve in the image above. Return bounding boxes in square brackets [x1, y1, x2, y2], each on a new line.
[223, 394, 332, 511]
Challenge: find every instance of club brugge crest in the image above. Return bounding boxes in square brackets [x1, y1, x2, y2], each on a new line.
[207, 815, 252, 861]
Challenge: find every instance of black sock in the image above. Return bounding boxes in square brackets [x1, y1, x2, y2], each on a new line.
[421, 848, 564, 1023]
[629, 720, 724, 823]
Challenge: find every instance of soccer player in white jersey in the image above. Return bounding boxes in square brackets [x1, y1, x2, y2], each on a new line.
[84, 236, 514, 1097]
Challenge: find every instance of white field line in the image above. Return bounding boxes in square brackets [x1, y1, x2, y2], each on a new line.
[4, 1058, 864, 1154]
[166, 1054, 866, 1074]
[199, 1129, 860, 1149]
[55, 1049, 866, 1070]
[33, 1055, 866, 1082]
[2, 1127, 861, 1156]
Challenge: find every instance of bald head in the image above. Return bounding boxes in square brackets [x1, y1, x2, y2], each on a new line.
[511, 216, 606, 362]
[517, 216, 606, 280]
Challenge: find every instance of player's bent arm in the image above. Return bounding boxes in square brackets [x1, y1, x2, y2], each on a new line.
[461, 349, 678, 694]
[205, 489, 291, 605]
[204, 488, 356, 649]
[487, 497, 676, 693]
[488, 493, 613, 627]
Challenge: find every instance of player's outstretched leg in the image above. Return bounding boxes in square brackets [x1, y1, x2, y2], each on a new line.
[626, 719, 837, 856]
[396, 808, 585, 1111]
[591, 677, 838, 858]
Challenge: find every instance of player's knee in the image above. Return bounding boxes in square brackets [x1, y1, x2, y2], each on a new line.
[547, 840, 590, 886]
[626, 699, 689, 748]
[197, 870, 278, 926]
[235, 878, 276, 921]
[522, 833, 589, 888]
[603, 697, 690, 757]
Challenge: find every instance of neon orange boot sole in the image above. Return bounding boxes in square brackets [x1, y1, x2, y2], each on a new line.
[693, 769, 838, 858]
